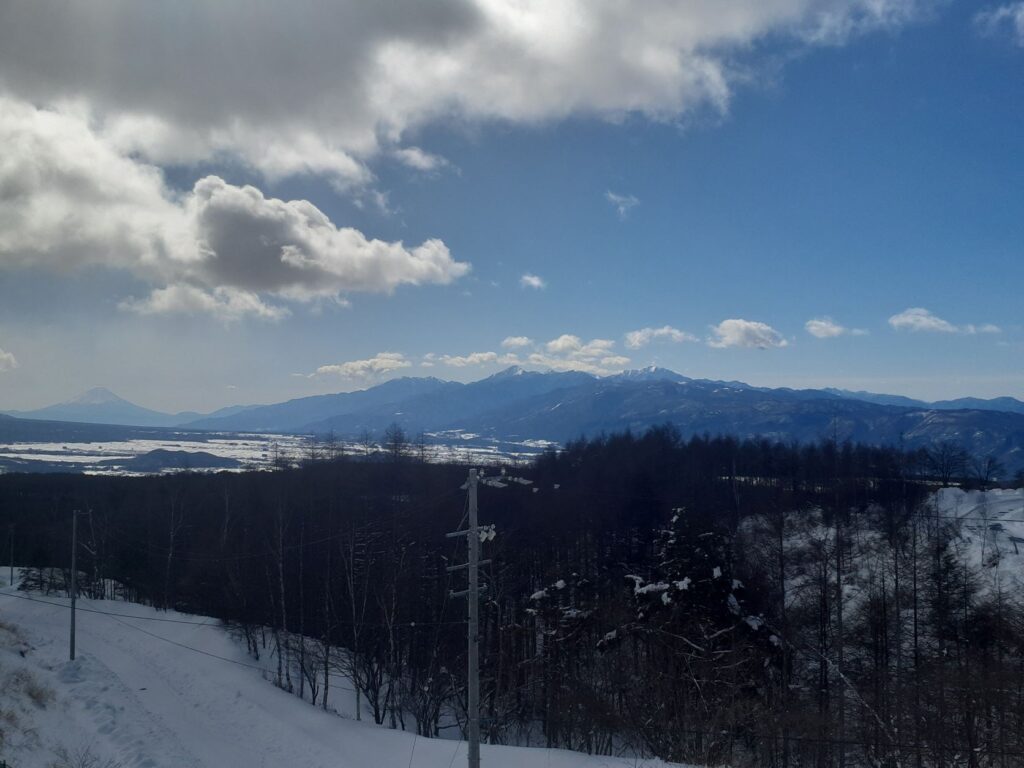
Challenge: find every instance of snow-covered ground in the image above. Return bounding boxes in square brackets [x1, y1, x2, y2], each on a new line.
[0, 434, 312, 475]
[0, 432, 553, 475]
[934, 486, 1024, 591]
[0, 576, 675, 768]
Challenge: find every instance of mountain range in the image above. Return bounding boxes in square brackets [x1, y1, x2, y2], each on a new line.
[4, 369, 1024, 471]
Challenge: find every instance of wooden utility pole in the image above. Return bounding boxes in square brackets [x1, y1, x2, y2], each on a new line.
[70, 509, 78, 661]
[447, 469, 493, 768]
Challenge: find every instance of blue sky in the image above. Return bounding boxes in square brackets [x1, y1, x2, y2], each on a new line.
[0, 0, 1022, 412]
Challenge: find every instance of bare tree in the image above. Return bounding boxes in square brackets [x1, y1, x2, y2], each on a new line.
[927, 442, 967, 486]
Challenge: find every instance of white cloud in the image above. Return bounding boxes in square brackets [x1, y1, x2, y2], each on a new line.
[888, 307, 957, 333]
[121, 285, 289, 322]
[600, 355, 632, 368]
[520, 273, 546, 290]
[625, 325, 697, 348]
[0, 1, 926, 187]
[577, 339, 616, 357]
[0, 98, 470, 319]
[708, 319, 788, 349]
[312, 352, 411, 380]
[606, 191, 640, 219]
[888, 308, 1000, 335]
[545, 334, 583, 354]
[185, 176, 468, 300]
[501, 336, 533, 348]
[805, 317, 846, 338]
[0, 97, 193, 275]
[975, 3, 1024, 45]
[393, 146, 450, 172]
[0, 346, 18, 372]
[422, 349, 523, 368]
[424, 334, 627, 375]
[439, 351, 499, 367]
[804, 316, 868, 338]
[422, 335, 627, 375]
[525, 352, 628, 376]
[529, 334, 628, 374]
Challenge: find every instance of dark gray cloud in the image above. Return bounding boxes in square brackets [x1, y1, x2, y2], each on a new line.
[0, 99, 469, 319]
[0, 1, 925, 183]
[0, 0, 927, 319]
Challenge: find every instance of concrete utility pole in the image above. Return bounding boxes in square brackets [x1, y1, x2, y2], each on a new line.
[466, 469, 480, 768]
[70, 509, 78, 661]
[447, 469, 494, 768]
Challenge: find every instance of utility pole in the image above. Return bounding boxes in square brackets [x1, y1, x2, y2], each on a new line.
[7, 524, 12, 587]
[466, 469, 480, 768]
[70, 509, 78, 662]
[447, 469, 494, 768]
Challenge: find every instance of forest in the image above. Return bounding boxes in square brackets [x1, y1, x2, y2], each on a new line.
[1, 427, 1022, 768]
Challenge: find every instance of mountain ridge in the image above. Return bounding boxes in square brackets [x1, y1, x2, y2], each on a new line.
[4, 388, 255, 428]
[4, 369, 1023, 471]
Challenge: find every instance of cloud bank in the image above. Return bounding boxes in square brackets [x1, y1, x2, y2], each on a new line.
[530, 335, 629, 374]
[419, 334, 632, 376]
[313, 353, 412, 380]
[0, 0, 926, 186]
[0, 2, 928, 321]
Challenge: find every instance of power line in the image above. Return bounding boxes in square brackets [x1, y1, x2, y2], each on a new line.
[97, 608, 269, 671]
[0, 590, 467, 628]
[0, 587, 266, 670]
[0, 590, 221, 624]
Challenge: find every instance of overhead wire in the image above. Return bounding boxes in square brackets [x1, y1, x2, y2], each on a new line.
[0, 589, 468, 628]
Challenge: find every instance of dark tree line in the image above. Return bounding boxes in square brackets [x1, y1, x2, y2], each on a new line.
[1, 427, 1022, 767]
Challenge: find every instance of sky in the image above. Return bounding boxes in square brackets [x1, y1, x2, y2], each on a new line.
[0, 0, 1022, 413]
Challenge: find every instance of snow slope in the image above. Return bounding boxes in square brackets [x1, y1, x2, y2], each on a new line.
[0, 579, 676, 768]
[934, 487, 1024, 590]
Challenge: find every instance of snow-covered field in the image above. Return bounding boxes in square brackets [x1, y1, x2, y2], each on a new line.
[0, 434, 312, 475]
[0, 432, 554, 475]
[0, 575, 675, 768]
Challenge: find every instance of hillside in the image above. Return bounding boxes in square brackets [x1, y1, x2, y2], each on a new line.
[0, 578, 676, 768]
[97, 448, 242, 472]
[826, 388, 1024, 415]
[181, 376, 455, 432]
